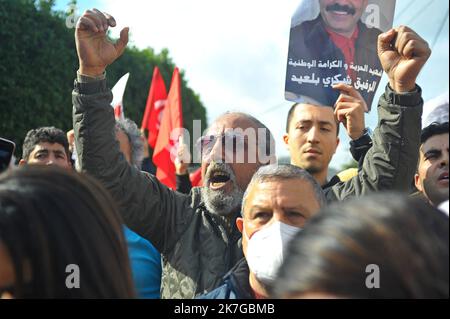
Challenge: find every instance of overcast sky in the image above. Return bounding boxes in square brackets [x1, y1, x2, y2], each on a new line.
[57, 0, 449, 170]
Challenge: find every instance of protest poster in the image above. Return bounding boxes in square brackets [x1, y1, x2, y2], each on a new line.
[285, 0, 396, 111]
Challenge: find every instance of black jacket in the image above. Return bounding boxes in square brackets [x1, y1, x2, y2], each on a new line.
[197, 259, 254, 299]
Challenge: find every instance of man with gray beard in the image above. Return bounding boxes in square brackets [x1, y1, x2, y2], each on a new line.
[201, 162, 244, 218]
[72, 9, 275, 298]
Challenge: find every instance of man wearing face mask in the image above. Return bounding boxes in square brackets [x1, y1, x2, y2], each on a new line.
[199, 164, 325, 299]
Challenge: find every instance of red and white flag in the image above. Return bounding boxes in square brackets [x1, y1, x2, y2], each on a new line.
[111, 73, 130, 120]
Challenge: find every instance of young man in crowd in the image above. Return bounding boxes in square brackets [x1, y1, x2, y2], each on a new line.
[284, 82, 370, 189]
[19, 126, 71, 169]
[414, 122, 449, 208]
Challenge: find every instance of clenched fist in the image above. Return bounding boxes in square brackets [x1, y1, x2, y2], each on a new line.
[378, 26, 431, 93]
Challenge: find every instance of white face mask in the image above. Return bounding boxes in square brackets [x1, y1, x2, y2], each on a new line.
[244, 221, 302, 285]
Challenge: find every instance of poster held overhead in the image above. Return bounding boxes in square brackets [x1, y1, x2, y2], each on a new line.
[285, 0, 396, 111]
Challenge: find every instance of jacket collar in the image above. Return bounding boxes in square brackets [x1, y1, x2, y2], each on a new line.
[224, 258, 254, 299]
[305, 16, 366, 59]
[199, 202, 242, 242]
[322, 174, 342, 189]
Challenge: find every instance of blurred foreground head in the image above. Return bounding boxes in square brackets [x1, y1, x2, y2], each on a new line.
[0, 166, 135, 298]
[272, 193, 449, 299]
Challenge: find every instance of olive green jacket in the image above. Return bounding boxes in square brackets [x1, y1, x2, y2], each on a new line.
[323, 84, 423, 201]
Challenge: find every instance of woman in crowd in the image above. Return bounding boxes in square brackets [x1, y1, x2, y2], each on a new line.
[0, 166, 135, 298]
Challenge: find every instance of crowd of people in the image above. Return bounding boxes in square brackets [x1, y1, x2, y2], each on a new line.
[0, 7, 448, 299]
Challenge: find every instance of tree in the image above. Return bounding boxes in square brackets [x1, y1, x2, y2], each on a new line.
[340, 159, 358, 171]
[0, 0, 207, 159]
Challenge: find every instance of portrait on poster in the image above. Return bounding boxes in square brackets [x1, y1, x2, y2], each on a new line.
[285, 0, 396, 111]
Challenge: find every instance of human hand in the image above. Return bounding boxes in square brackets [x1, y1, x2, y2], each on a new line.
[333, 83, 366, 140]
[75, 8, 129, 76]
[175, 136, 191, 175]
[378, 26, 431, 93]
[139, 129, 151, 158]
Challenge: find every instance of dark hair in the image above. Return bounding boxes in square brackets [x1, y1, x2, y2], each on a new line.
[421, 122, 449, 144]
[0, 166, 135, 298]
[272, 193, 449, 298]
[22, 127, 70, 161]
[286, 103, 340, 136]
[286, 103, 297, 133]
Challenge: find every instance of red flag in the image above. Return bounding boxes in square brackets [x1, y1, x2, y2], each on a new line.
[189, 168, 203, 187]
[141, 66, 167, 148]
[153, 68, 183, 189]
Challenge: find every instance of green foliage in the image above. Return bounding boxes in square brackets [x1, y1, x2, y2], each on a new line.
[0, 0, 78, 158]
[0, 0, 207, 159]
[107, 46, 208, 140]
[37, 0, 55, 12]
[340, 159, 358, 171]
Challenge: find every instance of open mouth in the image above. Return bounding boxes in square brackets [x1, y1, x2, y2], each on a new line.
[209, 171, 231, 190]
[438, 172, 449, 182]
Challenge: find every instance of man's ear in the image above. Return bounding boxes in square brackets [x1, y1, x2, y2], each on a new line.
[414, 173, 423, 192]
[283, 134, 290, 150]
[333, 137, 340, 154]
[66, 156, 73, 168]
[19, 159, 27, 166]
[236, 217, 244, 234]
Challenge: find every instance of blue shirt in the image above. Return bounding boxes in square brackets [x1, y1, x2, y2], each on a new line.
[123, 226, 162, 298]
